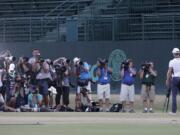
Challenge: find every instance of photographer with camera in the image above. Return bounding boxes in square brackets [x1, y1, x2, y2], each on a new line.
[2, 59, 17, 105]
[17, 57, 32, 77]
[53, 57, 72, 109]
[36, 58, 52, 107]
[28, 49, 42, 86]
[96, 58, 112, 112]
[120, 59, 136, 113]
[73, 57, 91, 111]
[140, 62, 157, 113]
[166, 48, 180, 114]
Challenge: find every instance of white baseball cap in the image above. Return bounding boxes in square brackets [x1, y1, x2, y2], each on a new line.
[73, 57, 80, 65]
[172, 48, 180, 54]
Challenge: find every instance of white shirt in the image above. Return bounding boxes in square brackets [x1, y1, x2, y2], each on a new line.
[36, 62, 52, 80]
[169, 58, 180, 77]
[28, 57, 36, 64]
[0, 94, 4, 103]
[0, 69, 3, 87]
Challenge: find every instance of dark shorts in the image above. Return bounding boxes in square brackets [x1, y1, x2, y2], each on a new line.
[38, 79, 49, 96]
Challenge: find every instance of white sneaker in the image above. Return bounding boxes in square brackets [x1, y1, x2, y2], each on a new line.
[149, 108, 154, 113]
[16, 108, 21, 112]
[99, 108, 104, 112]
[169, 112, 176, 115]
[106, 108, 109, 112]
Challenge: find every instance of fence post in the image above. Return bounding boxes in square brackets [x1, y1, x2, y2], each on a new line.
[57, 17, 60, 41]
[29, 17, 32, 42]
[172, 15, 175, 40]
[3, 19, 6, 42]
[112, 17, 115, 41]
[41, 17, 43, 39]
[142, 15, 144, 40]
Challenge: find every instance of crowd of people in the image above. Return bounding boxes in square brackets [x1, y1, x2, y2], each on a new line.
[0, 48, 178, 114]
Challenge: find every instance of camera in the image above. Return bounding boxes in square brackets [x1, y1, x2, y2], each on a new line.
[5, 56, 16, 62]
[37, 57, 44, 64]
[54, 64, 66, 74]
[79, 61, 84, 66]
[98, 58, 108, 68]
[121, 60, 129, 70]
[141, 62, 151, 71]
[80, 88, 89, 97]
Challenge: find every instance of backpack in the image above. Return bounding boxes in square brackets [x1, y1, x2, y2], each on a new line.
[110, 103, 122, 112]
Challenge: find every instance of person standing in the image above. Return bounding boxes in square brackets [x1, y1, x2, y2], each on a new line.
[73, 57, 91, 111]
[166, 48, 180, 114]
[96, 59, 112, 112]
[120, 59, 136, 113]
[139, 62, 157, 113]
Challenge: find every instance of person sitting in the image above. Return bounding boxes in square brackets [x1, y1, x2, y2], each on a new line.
[27, 85, 43, 112]
[0, 93, 18, 112]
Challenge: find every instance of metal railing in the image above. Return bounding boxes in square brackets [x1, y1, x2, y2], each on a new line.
[78, 14, 180, 41]
[0, 14, 180, 42]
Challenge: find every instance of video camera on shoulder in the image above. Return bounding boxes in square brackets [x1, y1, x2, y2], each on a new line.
[141, 62, 151, 72]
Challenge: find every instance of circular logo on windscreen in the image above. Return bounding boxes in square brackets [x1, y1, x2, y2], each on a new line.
[108, 49, 126, 81]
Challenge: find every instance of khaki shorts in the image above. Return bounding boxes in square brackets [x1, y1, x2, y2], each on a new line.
[97, 84, 110, 100]
[120, 84, 135, 102]
[141, 84, 155, 101]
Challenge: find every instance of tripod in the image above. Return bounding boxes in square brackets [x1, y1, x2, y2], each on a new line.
[163, 88, 171, 112]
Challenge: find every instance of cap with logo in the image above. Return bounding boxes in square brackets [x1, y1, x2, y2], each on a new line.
[172, 48, 180, 54]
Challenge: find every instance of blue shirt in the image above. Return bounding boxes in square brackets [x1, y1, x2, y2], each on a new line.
[28, 93, 43, 108]
[79, 62, 91, 80]
[98, 68, 111, 84]
[121, 70, 136, 85]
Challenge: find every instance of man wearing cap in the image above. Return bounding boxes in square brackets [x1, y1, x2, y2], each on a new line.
[96, 59, 112, 112]
[166, 48, 180, 114]
[120, 59, 136, 113]
[73, 57, 91, 111]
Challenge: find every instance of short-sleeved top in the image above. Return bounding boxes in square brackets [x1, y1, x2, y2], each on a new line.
[28, 93, 43, 108]
[0, 69, 3, 87]
[28, 57, 36, 65]
[169, 58, 180, 77]
[0, 94, 4, 104]
[141, 71, 156, 86]
[98, 68, 111, 84]
[121, 69, 136, 86]
[79, 62, 91, 80]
